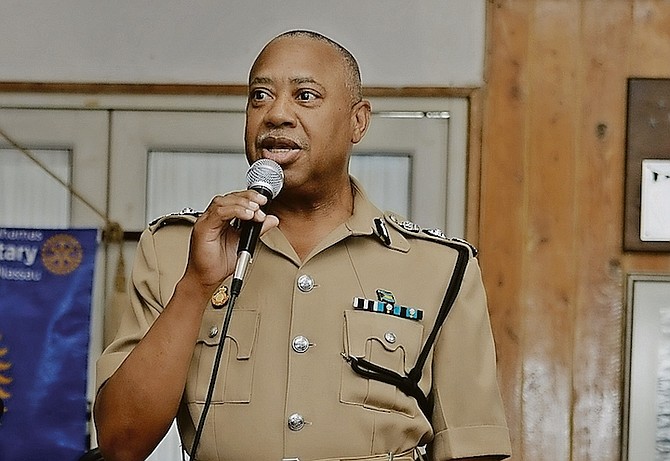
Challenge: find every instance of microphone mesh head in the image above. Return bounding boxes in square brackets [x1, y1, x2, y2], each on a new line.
[246, 159, 284, 198]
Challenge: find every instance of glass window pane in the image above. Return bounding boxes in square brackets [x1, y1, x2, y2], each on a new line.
[350, 153, 411, 218]
[0, 148, 70, 227]
[147, 151, 411, 223]
[146, 151, 248, 222]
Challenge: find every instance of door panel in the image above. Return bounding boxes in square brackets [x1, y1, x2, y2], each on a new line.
[361, 97, 468, 236]
[109, 110, 246, 230]
[0, 109, 109, 227]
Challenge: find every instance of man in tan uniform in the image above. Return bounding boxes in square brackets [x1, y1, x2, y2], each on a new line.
[94, 30, 511, 461]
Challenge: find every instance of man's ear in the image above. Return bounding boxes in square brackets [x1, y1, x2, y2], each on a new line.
[351, 100, 371, 144]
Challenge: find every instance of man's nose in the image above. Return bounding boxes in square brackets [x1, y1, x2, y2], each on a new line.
[264, 95, 297, 127]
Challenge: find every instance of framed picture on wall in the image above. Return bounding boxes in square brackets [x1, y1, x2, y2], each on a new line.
[623, 274, 670, 460]
[624, 78, 670, 251]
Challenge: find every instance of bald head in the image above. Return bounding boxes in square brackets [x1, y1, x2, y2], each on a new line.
[251, 30, 363, 104]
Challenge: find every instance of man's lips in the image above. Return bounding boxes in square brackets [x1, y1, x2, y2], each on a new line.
[257, 136, 303, 163]
[259, 136, 301, 150]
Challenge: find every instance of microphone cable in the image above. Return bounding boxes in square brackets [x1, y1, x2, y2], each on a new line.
[190, 290, 239, 459]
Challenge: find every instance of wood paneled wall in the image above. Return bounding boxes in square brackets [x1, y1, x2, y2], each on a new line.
[480, 1, 670, 460]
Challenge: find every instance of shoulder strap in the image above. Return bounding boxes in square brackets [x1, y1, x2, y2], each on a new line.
[409, 240, 470, 382]
[148, 207, 201, 233]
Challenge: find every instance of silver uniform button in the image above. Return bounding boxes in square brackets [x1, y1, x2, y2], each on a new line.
[208, 326, 219, 338]
[287, 413, 305, 431]
[384, 331, 397, 344]
[292, 335, 311, 353]
[297, 274, 315, 292]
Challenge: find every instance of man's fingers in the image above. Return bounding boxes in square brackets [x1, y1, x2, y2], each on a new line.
[201, 191, 269, 226]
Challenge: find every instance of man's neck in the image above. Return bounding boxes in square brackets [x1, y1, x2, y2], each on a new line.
[271, 181, 355, 261]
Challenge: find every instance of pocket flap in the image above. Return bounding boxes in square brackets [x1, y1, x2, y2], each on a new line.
[344, 310, 424, 373]
[198, 309, 260, 360]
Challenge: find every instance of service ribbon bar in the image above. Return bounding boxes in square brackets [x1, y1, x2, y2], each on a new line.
[352, 297, 423, 321]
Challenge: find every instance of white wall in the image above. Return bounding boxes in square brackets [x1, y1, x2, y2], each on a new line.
[0, 0, 485, 87]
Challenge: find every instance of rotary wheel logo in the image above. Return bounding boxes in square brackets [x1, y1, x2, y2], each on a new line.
[0, 335, 11, 417]
[41, 234, 84, 275]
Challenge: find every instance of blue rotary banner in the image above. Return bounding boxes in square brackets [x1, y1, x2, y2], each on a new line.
[0, 228, 98, 461]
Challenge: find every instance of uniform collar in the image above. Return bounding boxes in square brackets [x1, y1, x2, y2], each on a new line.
[261, 176, 409, 263]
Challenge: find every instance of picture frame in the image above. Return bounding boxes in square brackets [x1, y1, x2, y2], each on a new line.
[623, 78, 670, 251]
[622, 273, 670, 460]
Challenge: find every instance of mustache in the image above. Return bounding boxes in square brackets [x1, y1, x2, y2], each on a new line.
[257, 132, 307, 150]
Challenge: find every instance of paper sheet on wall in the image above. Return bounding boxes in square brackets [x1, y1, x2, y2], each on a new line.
[641, 159, 670, 242]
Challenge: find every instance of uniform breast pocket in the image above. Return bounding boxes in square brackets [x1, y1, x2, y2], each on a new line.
[340, 310, 425, 417]
[187, 309, 260, 404]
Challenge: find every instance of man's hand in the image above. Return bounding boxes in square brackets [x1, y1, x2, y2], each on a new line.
[182, 190, 279, 296]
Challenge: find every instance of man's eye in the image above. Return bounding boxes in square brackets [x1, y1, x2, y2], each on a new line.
[251, 89, 270, 101]
[297, 90, 317, 102]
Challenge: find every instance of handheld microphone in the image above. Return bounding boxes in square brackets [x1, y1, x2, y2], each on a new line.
[231, 158, 284, 295]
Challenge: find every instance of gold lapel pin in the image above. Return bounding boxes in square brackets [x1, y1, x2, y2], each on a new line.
[211, 285, 230, 308]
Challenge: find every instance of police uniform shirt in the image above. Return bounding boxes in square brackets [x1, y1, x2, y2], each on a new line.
[96, 179, 511, 461]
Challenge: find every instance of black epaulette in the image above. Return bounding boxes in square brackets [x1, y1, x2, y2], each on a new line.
[148, 207, 202, 233]
[382, 212, 478, 257]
